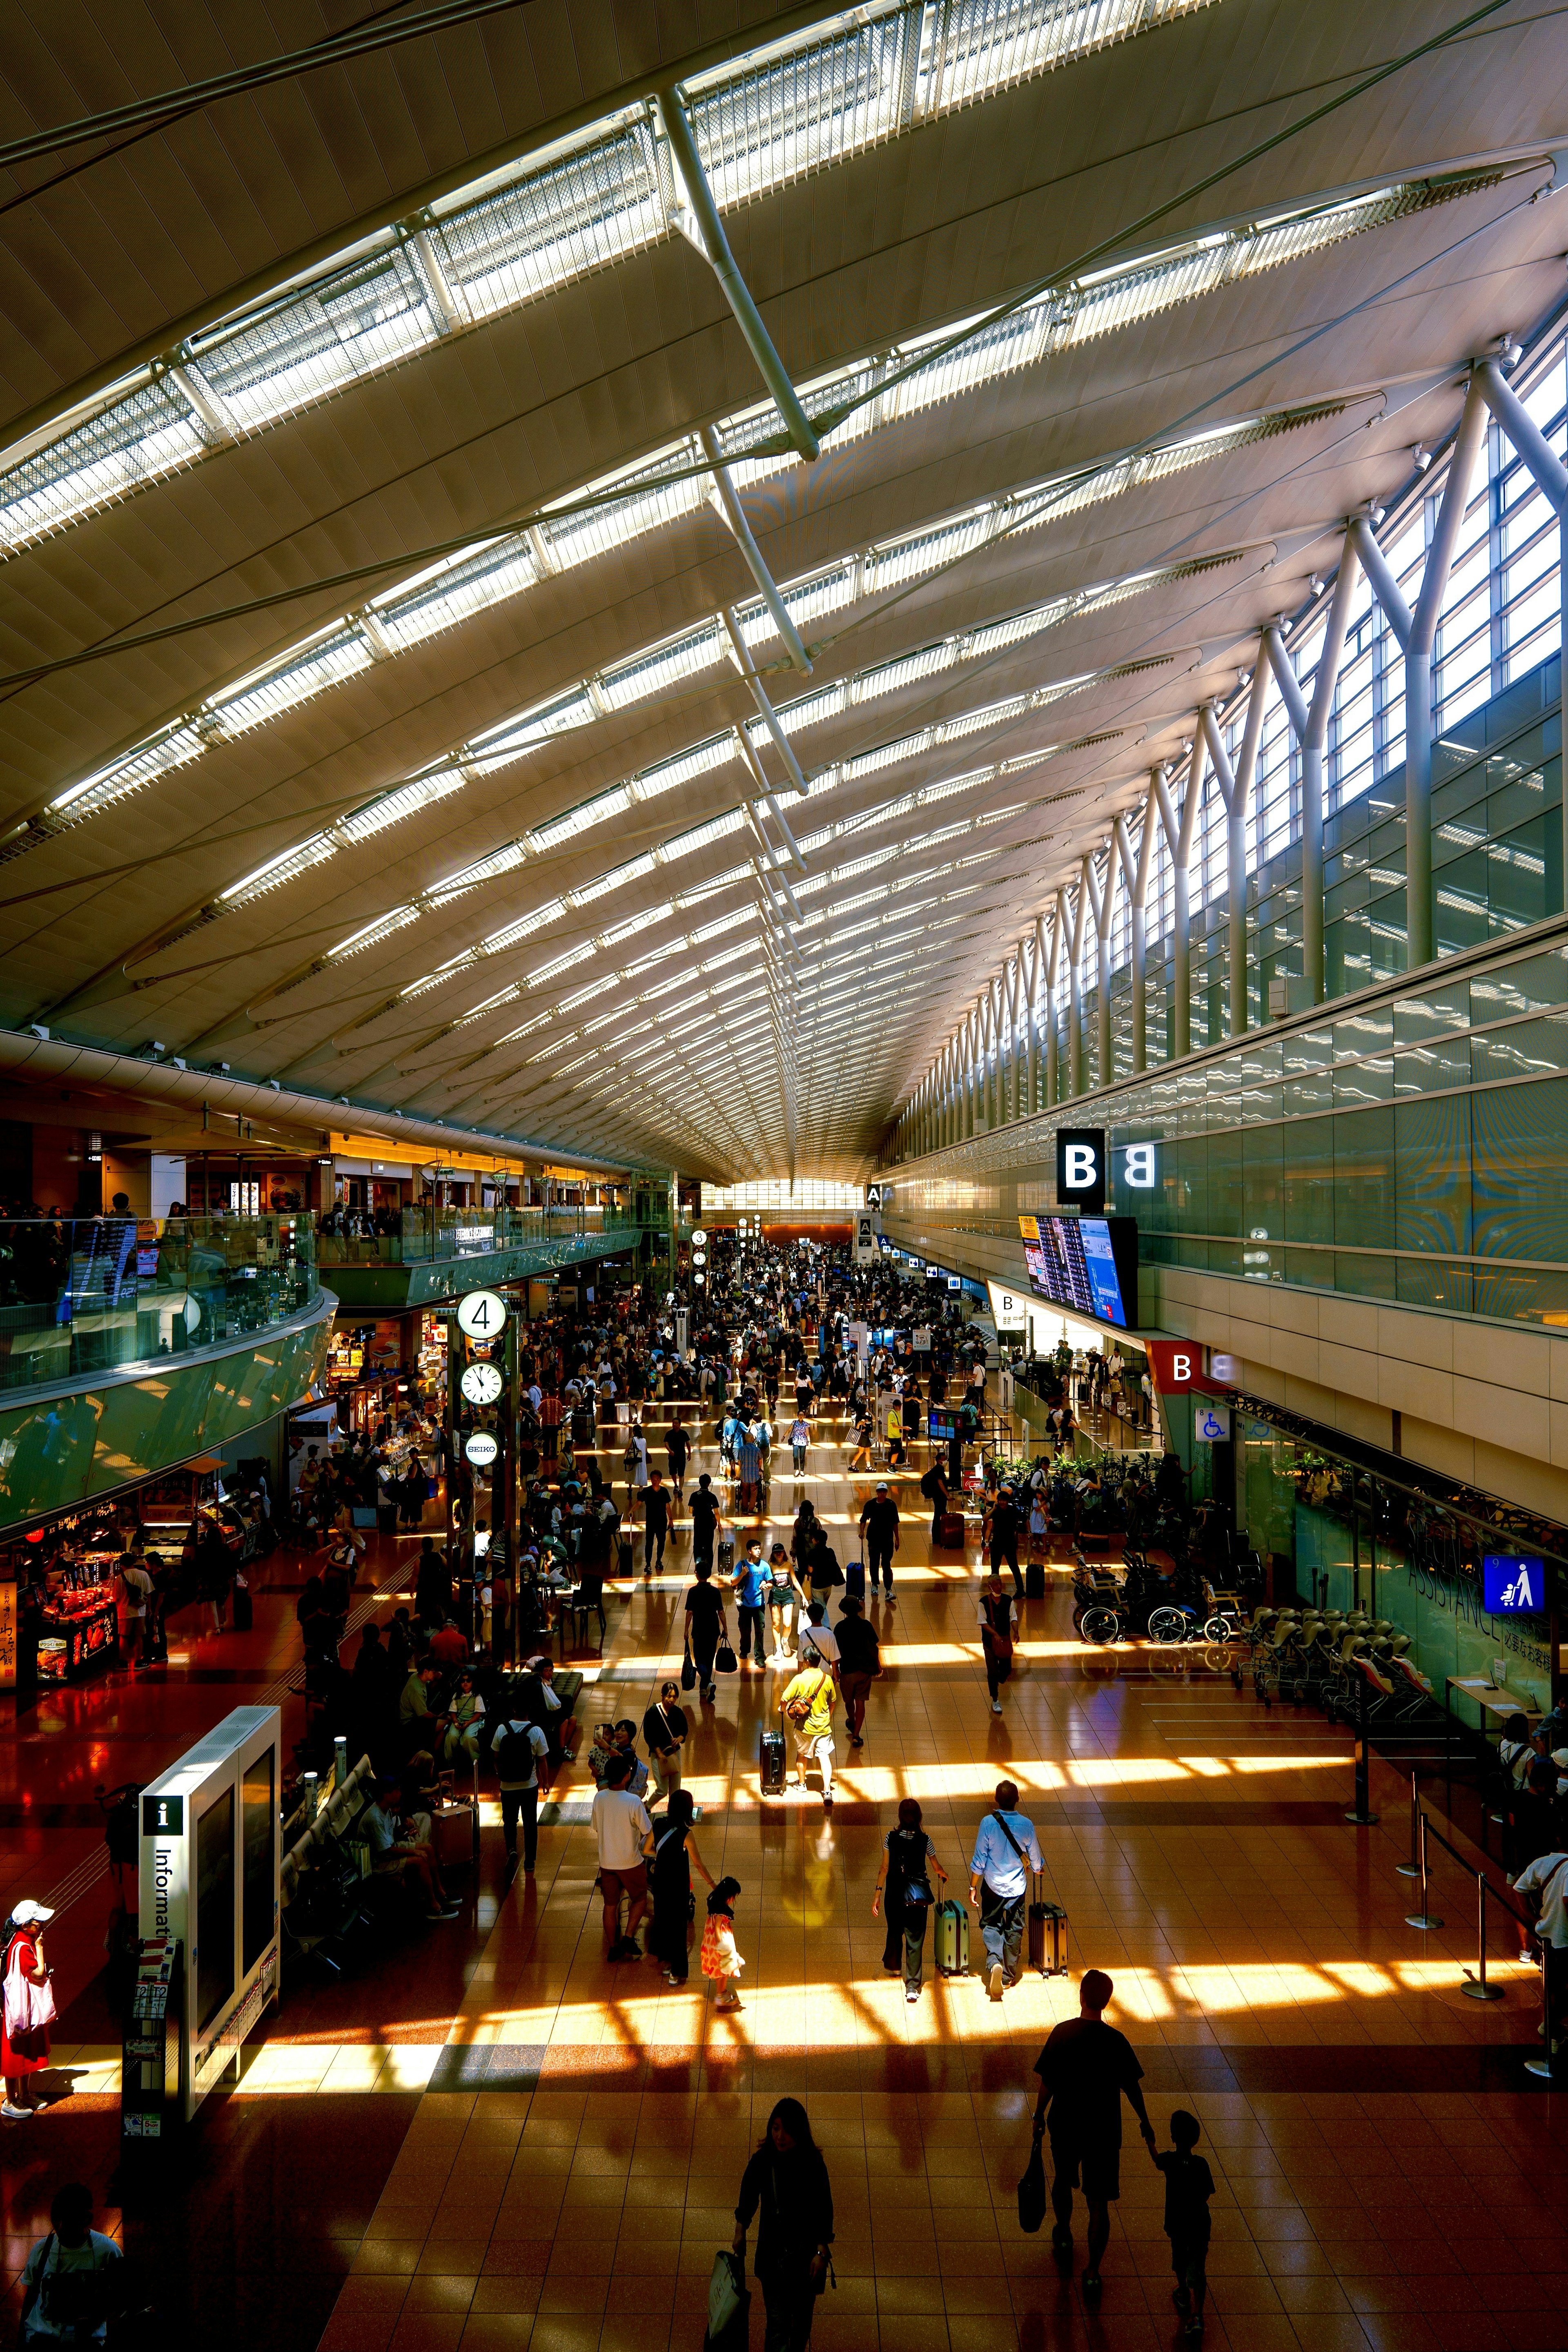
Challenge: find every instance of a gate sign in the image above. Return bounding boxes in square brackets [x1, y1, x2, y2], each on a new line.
[1483, 1555, 1545, 1613]
[1056, 1127, 1106, 1210]
[1146, 1341, 1201, 1393]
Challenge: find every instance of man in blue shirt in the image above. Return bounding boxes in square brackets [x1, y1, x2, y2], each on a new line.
[969, 1778, 1044, 1998]
[732, 1537, 770, 1666]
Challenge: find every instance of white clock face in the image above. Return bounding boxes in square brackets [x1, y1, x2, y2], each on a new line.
[461, 1362, 503, 1405]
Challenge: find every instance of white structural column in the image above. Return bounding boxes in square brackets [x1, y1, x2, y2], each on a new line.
[1198, 668, 1269, 1037]
[1114, 796, 1154, 1074]
[1152, 746, 1204, 1060]
[1082, 846, 1118, 1088]
[1067, 870, 1089, 1097]
[1029, 917, 1047, 1116]
[1473, 355, 1568, 906]
[1264, 534, 1361, 1005]
[1046, 899, 1064, 1108]
[1353, 376, 1487, 969]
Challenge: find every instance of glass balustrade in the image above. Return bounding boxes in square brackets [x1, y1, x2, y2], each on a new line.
[0, 1215, 318, 1394]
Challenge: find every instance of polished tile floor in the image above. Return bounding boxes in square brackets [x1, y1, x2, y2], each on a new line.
[3, 1405, 1566, 2352]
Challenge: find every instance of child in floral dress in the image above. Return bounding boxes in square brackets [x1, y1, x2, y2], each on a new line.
[701, 1876, 746, 2012]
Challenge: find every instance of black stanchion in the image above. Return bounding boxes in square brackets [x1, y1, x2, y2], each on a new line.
[1345, 1668, 1379, 1826]
[1461, 1873, 1506, 2002]
[1396, 1769, 1421, 1877]
[1404, 1809, 1444, 1931]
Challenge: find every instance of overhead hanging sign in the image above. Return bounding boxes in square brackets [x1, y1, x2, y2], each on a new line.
[1056, 1127, 1106, 1211]
[1483, 1555, 1544, 1613]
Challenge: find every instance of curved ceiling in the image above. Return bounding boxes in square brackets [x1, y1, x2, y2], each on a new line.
[1, 0, 1565, 1179]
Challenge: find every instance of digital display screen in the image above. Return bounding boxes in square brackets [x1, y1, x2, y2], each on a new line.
[195, 1787, 235, 2034]
[1020, 1215, 1137, 1328]
[242, 1751, 275, 1978]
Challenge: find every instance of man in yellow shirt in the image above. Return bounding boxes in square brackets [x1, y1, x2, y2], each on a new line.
[779, 1659, 837, 1809]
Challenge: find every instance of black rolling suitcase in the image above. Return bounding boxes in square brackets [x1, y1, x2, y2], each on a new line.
[844, 1560, 865, 1599]
[1025, 1558, 1046, 1600]
[1028, 1878, 1069, 1976]
[617, 1536, 634, 1575]
[760, 1730, 786, 1797]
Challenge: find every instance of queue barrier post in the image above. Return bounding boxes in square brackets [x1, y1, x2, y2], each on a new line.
[1396, 1769, 1421, 1878]
[1404, 1808, 1444, 1932]
[1345, 1666, 1379, 1826]
[1461, 1871, 1506, 2003]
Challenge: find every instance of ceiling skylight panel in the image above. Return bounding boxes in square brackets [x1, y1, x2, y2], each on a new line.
[529, 785, 631, 851]
[193, 247, 441, 433]
[46, 723, 205, 822]
[425, 843, 530, 906]
[531, 941, 598, 987]
[537, 440, 707, 570]
[0, 376, 207, 551]
[571, 853, 655, 906]
[207, 628, 374, 738]
[864, 507, 993, 591]
[329, 905, 419, 958]
[765, 679, 846, 735]
[220, 833, 337, 905]
[431, 120, 664, 321]
[843, 726, 933, 782]
[632, 735, 736, 800]
[482, 903, 564, 955]
[851, 641, 956, 700]
[964, 599, 1069, 657]
[936, 694, 1029, 742]
[599, 622, 723, 711]
[663, 808, 748, 859]
[334, 768, 468, 843]
[373, 536, 537, 652]
[469, 688, 598, 769]
[688, 12, 916, 209]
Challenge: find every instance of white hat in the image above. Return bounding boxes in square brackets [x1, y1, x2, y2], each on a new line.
[11, 1900, 53, 1926]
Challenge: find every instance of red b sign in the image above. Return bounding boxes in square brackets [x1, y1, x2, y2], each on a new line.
[1146, 1341, 1201, 1393]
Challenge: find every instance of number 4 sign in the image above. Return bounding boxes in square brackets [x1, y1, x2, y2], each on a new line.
[457, 1288, 507, 1338]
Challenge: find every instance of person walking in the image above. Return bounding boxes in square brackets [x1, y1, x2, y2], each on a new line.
[0, 1900, 54, 2120]
[920, 1457, 951, 1545]
[641, 1680, 688, 1809]
[666, 1415, 690, 1506]
[702, 1878, 747, 2013]
[872, 1797, 947, 2002]
[858, 1482, 900, 1605]
[1514, 1844, 1568, 2076]
[642, 1790, 713, 1984]
[796, 1600, 840, 1677]
[847, 1410, 873, 1472]
[688, 1473, 722, 1574]
[780, 1654, 837, 1809]
[492, 1711, 550, 1878]
[683, 1559, 729, 1703]
[968, 1779, 1043, 1998]
[732, 1537, 769, 1668]
[988, 1484, 1023, 1599]
[732, 2098, 835, 2352]
[592, 1754, 653, 1961]
[790, 1411, 811, 1474]
[1152, 2109, 1216, 2336]
[765, 1544, 802, 1664]
[978, 1573, 1017, 1715]
[1033, 1967, 1156, 2300]
[835, 1595, 880, 1748]
[641, 1470, 671, 1576]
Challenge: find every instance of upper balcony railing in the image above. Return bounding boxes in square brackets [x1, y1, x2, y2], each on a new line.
[0, 1214, 318, 1395]
[314, 1200, 657, 1267]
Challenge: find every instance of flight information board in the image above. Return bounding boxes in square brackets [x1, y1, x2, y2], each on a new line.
[1019, 1214, 1138, 1329]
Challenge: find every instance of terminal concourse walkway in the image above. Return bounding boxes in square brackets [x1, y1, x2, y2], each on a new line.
[2, 1406, 1565, 2352]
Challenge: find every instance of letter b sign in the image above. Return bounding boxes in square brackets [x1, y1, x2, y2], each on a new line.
[1056, 1127, 1105, 1210]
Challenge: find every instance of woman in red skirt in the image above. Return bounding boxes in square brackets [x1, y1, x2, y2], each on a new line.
[2, 1899, 55, 2120]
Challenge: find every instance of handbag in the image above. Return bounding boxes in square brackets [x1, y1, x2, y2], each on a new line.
[680, 1647, 697, 1693]
[705, 2247, 749, 2349]
[902, 1877, 934, 1909]
[714, 1640, 738, 1675]
[1017, 2118, 1048, 2233]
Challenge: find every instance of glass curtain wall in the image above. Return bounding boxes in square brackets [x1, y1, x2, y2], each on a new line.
[1048, 347, 1568, 1089]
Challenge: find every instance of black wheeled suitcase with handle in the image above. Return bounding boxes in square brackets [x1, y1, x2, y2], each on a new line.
[1028, 1880, 1069, 1976]
[1025, 1558, 1046, 1600]
[760, 1729, 786, 1797]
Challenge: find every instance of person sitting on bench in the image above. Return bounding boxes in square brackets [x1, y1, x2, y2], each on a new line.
[361, 1778, 459, 1922]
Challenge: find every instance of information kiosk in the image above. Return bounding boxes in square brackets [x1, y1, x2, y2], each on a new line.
[131, 1706, 281, 2134]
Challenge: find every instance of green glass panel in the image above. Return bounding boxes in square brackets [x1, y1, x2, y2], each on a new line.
[1332, 1106, 1395, 1250]
[1394, 1093, 1472, 1258]
[1471, 1073, 1568, 1262]
[1283, 1116, 1335, 1245]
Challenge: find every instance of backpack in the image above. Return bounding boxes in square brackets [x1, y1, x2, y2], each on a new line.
[919, 1466, 942, 1501]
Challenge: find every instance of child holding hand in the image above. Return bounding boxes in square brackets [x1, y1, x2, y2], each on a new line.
[1151, 2108, 1215, 2336]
